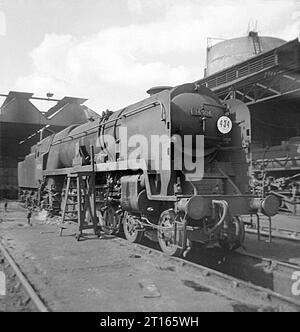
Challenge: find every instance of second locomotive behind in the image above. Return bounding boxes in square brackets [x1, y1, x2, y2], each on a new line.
[18, 83, 280, 256]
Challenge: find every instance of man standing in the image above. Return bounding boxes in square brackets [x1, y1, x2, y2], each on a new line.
[27, 209, 32, 226]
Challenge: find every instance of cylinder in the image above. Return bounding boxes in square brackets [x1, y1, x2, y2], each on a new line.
[177, 196, 210, 220]
[250, 195, 280, 217]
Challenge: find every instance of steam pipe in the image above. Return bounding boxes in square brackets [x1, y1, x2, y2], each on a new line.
[208, 200, 229, 235]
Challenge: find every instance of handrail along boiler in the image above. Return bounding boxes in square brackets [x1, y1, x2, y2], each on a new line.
[18, 83, 280, 256]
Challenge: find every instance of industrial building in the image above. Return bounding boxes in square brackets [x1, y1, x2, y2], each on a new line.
[198, 32, 300, 147]
[0, 92, 98, 198]
[196, 32, 300, 214]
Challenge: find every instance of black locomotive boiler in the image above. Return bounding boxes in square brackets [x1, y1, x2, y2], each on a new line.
[18, 83, 280, 256]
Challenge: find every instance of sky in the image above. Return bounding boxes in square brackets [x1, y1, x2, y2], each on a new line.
[0, 0, 299, 113]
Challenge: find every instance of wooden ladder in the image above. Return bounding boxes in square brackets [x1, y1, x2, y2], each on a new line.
[60, 148, 100, 240]
[61, 174, 79, 224]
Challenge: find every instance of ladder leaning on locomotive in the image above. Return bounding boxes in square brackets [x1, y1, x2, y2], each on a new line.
[18, 83, 280, 256]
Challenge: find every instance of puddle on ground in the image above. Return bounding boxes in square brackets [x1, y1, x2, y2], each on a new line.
[231, 304, 259, 312]
[159, 266, 176, 272]
[129, 254, 141, 259]
[231, 303, 275, 312]
[183, 280, 275, 312]
[182, 280, 212, 293]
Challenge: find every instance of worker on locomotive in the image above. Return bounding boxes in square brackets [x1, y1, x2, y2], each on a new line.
[18, 83, 280, 256]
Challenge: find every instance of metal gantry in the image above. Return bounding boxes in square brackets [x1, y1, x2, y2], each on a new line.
[196, 39, 300, 105]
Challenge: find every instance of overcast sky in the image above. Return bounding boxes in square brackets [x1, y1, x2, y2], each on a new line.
[0, 0, 299, 113]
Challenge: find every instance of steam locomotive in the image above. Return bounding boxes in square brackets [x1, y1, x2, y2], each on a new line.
[18, 83, 280, 256]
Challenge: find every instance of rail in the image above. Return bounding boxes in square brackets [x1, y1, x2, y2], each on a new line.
[0, 239, 49, 312]
[123, 238, 300, 311]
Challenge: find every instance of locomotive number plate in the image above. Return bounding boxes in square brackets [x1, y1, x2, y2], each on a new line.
[190, 107, 212, 117]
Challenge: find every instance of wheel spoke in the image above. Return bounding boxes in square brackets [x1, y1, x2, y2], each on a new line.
[99, 206, 121, 235]
[157, 210, 183, 257]
[123, 213, 143, 243]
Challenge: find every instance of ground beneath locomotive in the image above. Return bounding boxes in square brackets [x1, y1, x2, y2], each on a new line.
[1, 202, 299, 312]
[0, 202, 241, 312]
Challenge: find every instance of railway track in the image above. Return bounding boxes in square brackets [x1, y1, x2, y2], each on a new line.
[0, 240, 49, 312]
[0, 218, 300, 312]
[244, 213, 300, 242]
[246, 227, 300, 242]
[113, 236, 300, 312]
[186, 244, 300, 302]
